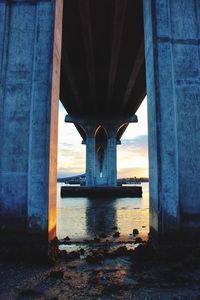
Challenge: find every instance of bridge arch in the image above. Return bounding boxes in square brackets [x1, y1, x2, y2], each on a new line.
[95, 125, 108, 138]
[95, 126, 108, 185]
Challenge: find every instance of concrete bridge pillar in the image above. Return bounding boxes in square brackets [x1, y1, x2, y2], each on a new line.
[95, 125, 117, 187]
[85, 126, 96, 186]
[65, 115, 137, 187]
[0, 0, 63, 253]
[95, 146, 108, 186]
[144, 0, 200, 240]
[85, 124, 117, 187]
[106, 126, 118, 187]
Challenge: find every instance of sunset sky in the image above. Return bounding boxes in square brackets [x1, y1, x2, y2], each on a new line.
[57, 97, 149, 178]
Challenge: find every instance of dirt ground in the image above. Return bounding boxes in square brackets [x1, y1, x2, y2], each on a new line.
[1, 242, 200, 300]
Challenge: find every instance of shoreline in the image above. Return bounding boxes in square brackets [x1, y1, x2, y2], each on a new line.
[1, 239, 200, 299]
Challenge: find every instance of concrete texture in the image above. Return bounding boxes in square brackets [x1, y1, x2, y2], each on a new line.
[143, 0, 200, 236]
[65, 117, 138, 187]
[0, 0, 63, 246]
[86, 124, 118, 187]
[85, 125, 96, 186]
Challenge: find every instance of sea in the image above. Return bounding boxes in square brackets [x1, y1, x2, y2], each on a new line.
[56, 182, 149, 243]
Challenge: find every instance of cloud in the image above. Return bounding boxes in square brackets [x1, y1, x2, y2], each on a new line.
[119, 135, 148, 160]
[57, 101, 149, 178]
[118, 167, 149, 178]
[122, 134, 148, 146]
[57, 134, 149, 178]
[117, 135, 149, 177]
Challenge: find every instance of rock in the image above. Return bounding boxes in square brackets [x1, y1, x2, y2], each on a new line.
[50, 269, 64, 279]
[132, 229, 139, 235]
[79, 248, 85, 256]
[134, 237, 143, 244]
[127, 249, 135, 256]
[18, 289, 41, 297]
[68, 265, 76, 269]
[112, 226, 118, 230]
[86, 253, 104, 264]
[93, 237, 100, 242]
[113, 231, 120, 238]
[51, 237, 59, 245]
[99, 233, 107, 238]
[115, 246, 128, 256]
[106, 251, 117, 259]
[67, 251, 80, 260]
[132, 243, 155, 263]
[58, 250, 68, 259]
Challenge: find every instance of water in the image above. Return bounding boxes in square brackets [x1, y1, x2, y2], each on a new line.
[56, 182, 149, 241]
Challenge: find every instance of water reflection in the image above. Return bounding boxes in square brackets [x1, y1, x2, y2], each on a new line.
[56, 183, 149, 240]
[86, 197, 117, 238]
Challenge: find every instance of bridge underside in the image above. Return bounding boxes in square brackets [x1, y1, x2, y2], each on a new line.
[0, 0, 200, 254]
[60, 0, 146, 186]
[60, 0, 146, 118]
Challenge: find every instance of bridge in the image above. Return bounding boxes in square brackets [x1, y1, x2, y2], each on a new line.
[60, 0, 145, 186]
[0, 0, 200, 255]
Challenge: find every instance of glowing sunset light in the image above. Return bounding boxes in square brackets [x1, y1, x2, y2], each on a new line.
[57, 97, 148, 178]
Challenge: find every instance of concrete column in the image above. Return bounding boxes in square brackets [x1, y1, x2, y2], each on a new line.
[85, 126, 96, 186]
[95, 150, 100, 183]
[106, 127, 117, 187]
[144, 0, 200, 238]
[102, 147, 108, 183]
[65, 116, 137, 188]
[95, 146, 108, 186]
[0, 0, 63, 250]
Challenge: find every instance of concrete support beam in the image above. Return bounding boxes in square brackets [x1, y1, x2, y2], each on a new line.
[121, 41, 145, 111]
[95, 146, 108, 186]
[85, 126, 96, 186]
[107, 0, 127, 111]
[106, 127, 118, 187]
[79, 0, 97, 112]
[144, 0, 200, 239]
[65, 116, 137, 187]
[0, 0, 63, 251]
[65, 114, 138, 125]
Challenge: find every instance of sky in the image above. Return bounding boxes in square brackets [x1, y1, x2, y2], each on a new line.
[57, 96, 149, 178]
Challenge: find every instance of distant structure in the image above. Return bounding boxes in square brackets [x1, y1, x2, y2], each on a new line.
[57, 174, 148, 185]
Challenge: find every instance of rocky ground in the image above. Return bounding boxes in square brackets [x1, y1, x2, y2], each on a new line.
[1, 237, 200, 300]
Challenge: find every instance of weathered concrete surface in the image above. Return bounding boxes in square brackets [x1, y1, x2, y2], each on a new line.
[85, 123, 118, 187]
[144, 0, 200, 237]
[65, 116, 138, 187]
[85, 125, 96, 186]
[0, 0, 63, 248]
